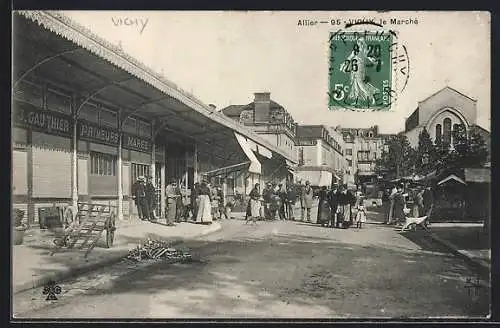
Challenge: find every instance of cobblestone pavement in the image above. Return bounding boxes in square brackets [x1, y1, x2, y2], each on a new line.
[13, 219, 490, 319]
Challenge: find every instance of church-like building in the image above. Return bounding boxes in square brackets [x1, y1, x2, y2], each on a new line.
[404, 86, 490, 153]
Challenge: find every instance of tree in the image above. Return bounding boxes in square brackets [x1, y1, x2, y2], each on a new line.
[375, 133, 416, 180]
[433, 125, 489, 172]
[415, 128, 436, 175]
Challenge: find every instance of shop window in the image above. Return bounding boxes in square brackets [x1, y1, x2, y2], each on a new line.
[357, 150, 370, 162]
[46, 87, 72, 114]
[13, 80, 43, 107]
[123, 117, 137, 134]
[79, 102, 100, 124]
[131, 163, 150, 186]
[137, 120, 152, 138]
[90, 151, 117, 176]
[100, 108, 118, 129]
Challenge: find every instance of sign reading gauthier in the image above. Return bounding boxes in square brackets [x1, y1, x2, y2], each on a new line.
[122, 133, 152, 153]
[78, 120, 119, 146]
[13, 102, 73, 137]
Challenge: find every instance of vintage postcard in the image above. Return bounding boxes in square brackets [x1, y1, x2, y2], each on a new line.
[11, 10, 491, 320]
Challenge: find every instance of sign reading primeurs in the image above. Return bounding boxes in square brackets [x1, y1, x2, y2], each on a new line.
[78, 122, 152, 153]
[78, 120, 120, 146]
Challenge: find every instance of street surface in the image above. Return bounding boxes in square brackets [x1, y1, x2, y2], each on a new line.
[13, 218, 490, 319]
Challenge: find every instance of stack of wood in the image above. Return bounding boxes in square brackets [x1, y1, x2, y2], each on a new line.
[126, 239, 192, 263]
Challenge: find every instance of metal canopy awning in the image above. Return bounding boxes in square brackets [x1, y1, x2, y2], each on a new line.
[13, 11, 297, 165]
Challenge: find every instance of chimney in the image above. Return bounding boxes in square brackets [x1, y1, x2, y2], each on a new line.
[253, 92, 271, 122]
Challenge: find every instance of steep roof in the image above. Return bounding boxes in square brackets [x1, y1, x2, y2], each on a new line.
[418, 86, 477, 104]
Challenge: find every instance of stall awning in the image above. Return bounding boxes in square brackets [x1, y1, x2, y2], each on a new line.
[257, 144, 273, 159]
[235, 132, 261, 175]
[201, 161, 251, 177]
[437, 174, 467, 186]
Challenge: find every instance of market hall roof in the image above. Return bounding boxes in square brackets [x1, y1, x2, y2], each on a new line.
[13, 10, 296, 164]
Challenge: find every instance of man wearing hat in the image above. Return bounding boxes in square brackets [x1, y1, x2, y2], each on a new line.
[262, 182, 272, 220]
[300, 181, 314, 222]
[165, 179, 179, 226]
[145, 175, 157, 221]
[132, 176, 149, 221]
[328, 182, 340, 227]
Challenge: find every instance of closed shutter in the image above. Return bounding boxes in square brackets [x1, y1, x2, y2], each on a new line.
[78, 158, 88, 195]
[122, 163, 130, 196]
[12, 150, 28, 195]
[31, 132, 71, 198]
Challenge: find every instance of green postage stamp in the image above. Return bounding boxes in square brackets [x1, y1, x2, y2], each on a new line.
[328, 31, 395, 111]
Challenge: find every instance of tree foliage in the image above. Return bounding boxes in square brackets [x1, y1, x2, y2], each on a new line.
[415, 128, 437, 174]
[436, 126, 489, 171]
[375, 133, 416, 180]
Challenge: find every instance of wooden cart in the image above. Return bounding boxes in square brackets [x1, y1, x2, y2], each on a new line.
[51, 202, 117, 258]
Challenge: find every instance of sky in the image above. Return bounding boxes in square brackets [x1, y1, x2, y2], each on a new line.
[62, 11, 491, 134]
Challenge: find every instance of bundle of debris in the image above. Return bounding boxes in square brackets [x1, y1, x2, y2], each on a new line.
[126, 238, 192, 263]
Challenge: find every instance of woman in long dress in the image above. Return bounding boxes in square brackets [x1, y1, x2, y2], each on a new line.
[392, 186, 406, 225]
[247, 183, 261, 224]
[317, 186, 331, 227]
[341, 37, 380, 106]
[353, 187, 367, 228]
[195, 182, 213, 224]
[337, 185, 354, 229]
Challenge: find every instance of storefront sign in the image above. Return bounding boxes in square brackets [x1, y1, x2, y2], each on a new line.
[78, 120, 119, 146]
[122, 133, 152, 153]
[297, 139, 317, 146]
[13, 103, 73, 137]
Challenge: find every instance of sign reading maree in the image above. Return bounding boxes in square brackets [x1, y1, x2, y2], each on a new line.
[122, 133, 152, 153]
[78, 121, 119, 146]
[13, 103, 73, 137]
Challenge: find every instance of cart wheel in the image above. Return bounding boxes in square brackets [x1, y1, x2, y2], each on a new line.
[106, 213, 116, 248]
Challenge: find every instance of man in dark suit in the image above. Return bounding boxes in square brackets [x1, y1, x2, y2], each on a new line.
[328, 183, 340, 228]
[132, 176, 149, 221]
[145, 175, 157, 221]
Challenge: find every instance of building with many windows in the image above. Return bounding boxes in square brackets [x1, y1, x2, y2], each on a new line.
[337, 126, 392, 187]
[295, 125, 345, 187]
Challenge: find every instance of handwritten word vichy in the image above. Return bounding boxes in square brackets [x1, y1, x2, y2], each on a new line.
[111, 17, 149, 34]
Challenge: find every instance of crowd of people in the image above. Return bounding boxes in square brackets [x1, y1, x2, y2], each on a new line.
[131, 177, 228, 226]
[130, 175, 435, 229]
[315, 183, 367, 229]
[243, 180, 367, 229]
[382, 183, 435, 226]
[244, 181, 307, 224]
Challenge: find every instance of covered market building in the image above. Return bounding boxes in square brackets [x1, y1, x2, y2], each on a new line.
[12, 11, 297, 226]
